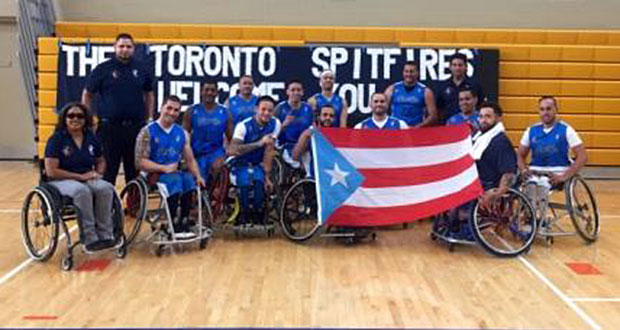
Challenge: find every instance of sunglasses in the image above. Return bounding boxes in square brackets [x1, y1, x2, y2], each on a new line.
[66, 113, 85, 120]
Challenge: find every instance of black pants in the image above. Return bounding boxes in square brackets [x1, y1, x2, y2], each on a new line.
[97, 119, 144, 186]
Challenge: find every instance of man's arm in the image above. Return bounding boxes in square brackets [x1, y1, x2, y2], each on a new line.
[225, 112, 234, 142]
[182, 106, 193, 134]
[419, 88, 438, 127]
[144, 91, 155, 121]
[517, 145, 530, 174]
[552, 144, 587, 185]
[262, 138, 276, 192]
[340, 101, 349, 128]
[81, 90, 92, 109]
[227, 137, 268, 157]
[384, 84, 394, 109]
[182, 131, 205, 187]
[292, 129, 312, 161]
[135, 127, 176, 173]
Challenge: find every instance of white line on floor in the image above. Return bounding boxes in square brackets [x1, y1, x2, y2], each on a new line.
[0, 226, 77, 287]
[0, 209, 21, 213]
[570, 297, 620, 303]
[518, 256, 601, 330]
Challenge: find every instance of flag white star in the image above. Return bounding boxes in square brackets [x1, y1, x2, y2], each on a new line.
[325, 162, 349, 188]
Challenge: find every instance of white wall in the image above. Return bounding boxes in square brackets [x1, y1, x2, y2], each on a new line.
[55, 0, 620, 29]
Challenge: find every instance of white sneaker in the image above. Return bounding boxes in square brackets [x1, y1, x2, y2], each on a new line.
[174, 231, 197, 240]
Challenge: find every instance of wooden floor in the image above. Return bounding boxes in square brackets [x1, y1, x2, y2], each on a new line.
[1, 161, 619, 329]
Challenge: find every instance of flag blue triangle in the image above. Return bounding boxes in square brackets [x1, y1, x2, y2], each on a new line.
[311, 130, 365, 225]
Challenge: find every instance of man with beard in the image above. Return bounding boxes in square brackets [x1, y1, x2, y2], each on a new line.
[291, 105, 337, 177]
[184, 79, 233, 183]
[435, 53, 484, 124]
[307, 70, 348, 128]
[82, 33, 155, 185]
[135, 95, 205, 237]
[226, 75, 258, 126]
[472, 102, 517, 206]
[385, 61, 437, 127]
[355, 93, 408, 130]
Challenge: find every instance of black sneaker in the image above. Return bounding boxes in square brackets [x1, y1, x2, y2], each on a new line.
[98, 239, 117, 250]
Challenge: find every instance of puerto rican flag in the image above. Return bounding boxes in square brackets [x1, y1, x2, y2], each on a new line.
[311, 125, 483, 227]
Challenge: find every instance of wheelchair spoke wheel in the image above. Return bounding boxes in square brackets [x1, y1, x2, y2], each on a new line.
[119, 180, 146, 246]
[471, 189, 536, 257]
[21, 188, 59, 261]
[566, 176, 600, 243]
[280, 179, 320, 242]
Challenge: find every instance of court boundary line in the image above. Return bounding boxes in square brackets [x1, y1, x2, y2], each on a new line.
[0, 226, 77, 287]
[570, 297, 620, 303]
[518, 256, 601, 330]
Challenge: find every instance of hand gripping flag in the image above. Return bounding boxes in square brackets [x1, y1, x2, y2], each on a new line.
[311, 124, 483, 227]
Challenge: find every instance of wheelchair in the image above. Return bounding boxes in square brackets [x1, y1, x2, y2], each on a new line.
[21, 163, 127, 271]
[520, 171, 600, 245]
[431, 187, 537, 257]
[279, 178, 377, 245]
[119, 172, 212, 256]
[207, 157, 280, 237]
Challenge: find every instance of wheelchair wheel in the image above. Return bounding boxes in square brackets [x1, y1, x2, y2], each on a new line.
[209, 167, 230, 220]
[21, 188, 59, 261]
[271, 155, 284, 187]
[119, 179, 146, 246]
[471, 188, 537, 257]
[566, 175, 600, 243]
[280, 179, 320, 242]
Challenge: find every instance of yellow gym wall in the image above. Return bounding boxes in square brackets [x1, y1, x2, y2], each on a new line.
[37, 22, 620, 165]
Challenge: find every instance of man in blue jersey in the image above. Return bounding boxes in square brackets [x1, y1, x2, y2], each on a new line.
[307, 70, 348, 128]
[226, 75, 258, 126]
[135, 95, 205, 237]
[517, 96, 587, 208]
[355, 93, 408, 130]
[275, 79, 314, 169]
[292, 105, 337, 177]
[435, 53, 485, 124]
[446, 87, 480, 135]
[227, 96, 281, 226]
[183, 79, 233, 183]
[385, 61, 438, 127]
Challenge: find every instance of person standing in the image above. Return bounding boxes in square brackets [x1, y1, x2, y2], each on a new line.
[435, 53, 484, 124]
[82, 33, 155, 185]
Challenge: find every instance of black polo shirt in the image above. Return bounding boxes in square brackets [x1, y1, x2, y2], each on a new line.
[434, 77, 484, 123]
[44, 129, 102, 174]
[476, 132, 517, 191]
[86, 57, 153, 120]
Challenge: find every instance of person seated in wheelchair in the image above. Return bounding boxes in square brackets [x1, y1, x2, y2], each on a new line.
[44, 102, 119, 253]
[275, 79, 313, 171]
[444, 102, 518, 239]
[227, 95, 281, 227]
[135, 95, 206, 238]
[291, 104, 336, 178]
[354, 92, 408, 130]
[516, 96, 587, 197]
[183, 79, 233, 184]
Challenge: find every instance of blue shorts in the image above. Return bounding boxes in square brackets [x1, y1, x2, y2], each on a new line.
[231, 165, 265, 187]
[158, 171, 196, 196]
[196, 148, 226, 179]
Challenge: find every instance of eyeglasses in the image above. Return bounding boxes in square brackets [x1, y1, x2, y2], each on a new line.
[66, 113, 85, 120]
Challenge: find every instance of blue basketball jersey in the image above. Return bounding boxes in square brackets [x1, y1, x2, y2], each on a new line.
[228, 94, 258, 125]
[237, 117, 280, 166]
[147, 122, 186, 165]
[390, 81, 427, 126]
[446, 111, 480, 134]
[357, 116, 405, 130]
[528, 121, 571, 168]
[188, 103, 228, 156]
[313, 93, 344, 127]
[276, 101, 313, 149]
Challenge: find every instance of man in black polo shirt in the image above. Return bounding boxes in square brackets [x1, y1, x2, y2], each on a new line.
[435, 53, 484, 124]
[82, 33, 154, 185]
[471, 101, 517, 205]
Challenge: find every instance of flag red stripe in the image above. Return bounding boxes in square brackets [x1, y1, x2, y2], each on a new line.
[358, 155, 475, 188]
[327, 179, 483, 227]
[322, 124, 470, 148]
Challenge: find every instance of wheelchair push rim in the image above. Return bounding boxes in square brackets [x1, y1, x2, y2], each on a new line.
[280, 179, 321, 242]
[119, 179, 147, 246]
[566, 175, 600, 243]
[471, 188, 537, 257]
[21, 188, 59, 261]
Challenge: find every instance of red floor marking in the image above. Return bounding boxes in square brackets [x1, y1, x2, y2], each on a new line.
[75, 259, 112, 272]
[22, 315, 58, 320]
[566, 262, 602, 275]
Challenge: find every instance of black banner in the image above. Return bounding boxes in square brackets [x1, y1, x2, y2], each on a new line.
[57, 43, 498, 126]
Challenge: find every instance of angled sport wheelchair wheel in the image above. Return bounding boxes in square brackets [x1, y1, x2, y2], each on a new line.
[280, 179, 320, 242]
[119, 179, 147, 246]
[21, 187, 59, 261]
[566, 175, 600, 243]
[471, 188, 537, 257]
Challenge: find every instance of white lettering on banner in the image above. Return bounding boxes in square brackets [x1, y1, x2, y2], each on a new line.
[340, 83, 376, 114]
[366, 48, 382, 79]
[257, 82, 285, 102]
[330, 47, 348, 76]
[167, 45, 185, 76]
[61, 45, 113, 77]
[240, 47, 258, 75]
[311, 47, 330, 77]
[222, 47, 240, 78]
[438, 49, 457, 81]
[151, 45, 168, 77]
[204, 46, 222, 76]
[383, 48, 401, 80]
[353, 48, 361, 80]
[258, 47, 276, 77]
[186, 45, 204, 76]
[406, 48, 415, 62]
[419, 48, 438, 81]
[62, 45, 79, 77]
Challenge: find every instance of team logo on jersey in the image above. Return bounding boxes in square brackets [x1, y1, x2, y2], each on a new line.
[132, 69, 138, 78]
[555, 134, 560, 140]
[445, 87, 453, 95]
[112, 70, 119, 79]
[88, 144, 95, 156]
[62, 146, 73, 157]
[175, 135, 181, 143]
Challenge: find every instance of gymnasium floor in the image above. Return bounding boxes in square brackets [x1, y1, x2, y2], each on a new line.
[0, 161, 619, 329]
